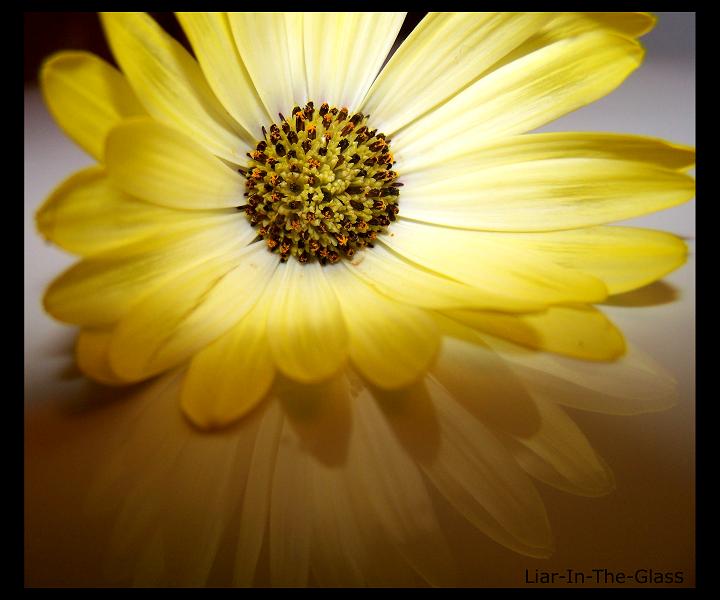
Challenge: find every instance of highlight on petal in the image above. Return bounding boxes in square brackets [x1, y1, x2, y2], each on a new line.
[40, 51, 145, 160]
[109, 242, 279, 382]
[100, 12, 252, 162]
[303, 13, 406, 111]
[385, 219, 608, 307]
[398, 156, 695, 232]
[449, 305, 626, 361]
[265, 262, 349, 384]
[330, 266, 440, 389]
[43, 217, 252, 327]
[362, 12, 550, 134]
[181, 299, 275, 430]
[105, 118, 246, 210]
[35, 166, 234, 256]
[227, 13, 308, 120]
[393, 32, 644, 164]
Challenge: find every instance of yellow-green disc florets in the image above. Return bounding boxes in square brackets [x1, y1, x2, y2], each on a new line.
[239, 101, 401, 265]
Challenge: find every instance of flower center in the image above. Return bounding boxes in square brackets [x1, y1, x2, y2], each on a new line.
[239, 101, 401, 264]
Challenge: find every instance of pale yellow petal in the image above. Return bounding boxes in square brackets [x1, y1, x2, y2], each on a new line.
[227, 13, 308, 119]
[361, 13, 550, 134]
[76, 328, 128, 385]
[44, 217, 251, 327]
[109, 243, 279, 382]
[105, 118, 246, 210]
[100, 12, 251, 162]
[344, 243, 541, 312]
[384, 219, 608, 306]
[175, 12, 271, 136]
[181, 299, 275, 430]
[36, 166, 232, 256]
[266, 261, 348, 384]
[496, 226, 688, 295]
[401, 131, 696, 176]
[449, 305, 626, 361]
[330, 267, 440, 389]
[393, 32, 643, 165]
[500, 397, 615, 497]
[400, 158, 695, 232]
[304, 12, 406, 111]
[40, 51, 145, 161]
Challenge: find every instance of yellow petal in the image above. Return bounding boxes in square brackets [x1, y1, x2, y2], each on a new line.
[266, 261, 349, 384]
[344, 243, 542, 312]
[44, 217, 251, 326]
[496, 226, 688, 295]
[100, 12, 251, 162]
[40, 51, 145, 161]
[105, 118, 246, 210]
[175, 12, 271, 137]
[401, 131, 696, 175]
[227, 13, 308, 119]
[330, 267, 440, 389]
[393, 32, 643, 165]
[361, 13, 550, 134]
[303, 12, 406, 111]
[109, 243, 279, 382]
[181, 299, 275, 430]
[36, 166, 232, 256]
[449, 305, 626, 361]
[384, 219, 608, 307]
[76, 328, 128, 385]
[400, 158, 695, 232]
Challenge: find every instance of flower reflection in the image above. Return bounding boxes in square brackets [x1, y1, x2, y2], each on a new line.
[26, 305, 680, 587]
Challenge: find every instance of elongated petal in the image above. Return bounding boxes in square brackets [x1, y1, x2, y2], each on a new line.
[400, 158, 695, 232]
[100, 12, 251, 162]
[175, 12, 271, 137]
[40, 51, 145, 160]
[495, 226, 688, 295]
[227, 13, 308, 119]
[384, 219, 607, 306]
[500, 398, 615, 497]
[330, 267, 440, 389]
[344, 243, 540, 311]
[181, 299, 275, 430]
[109, 243, 279, 382]
[449, 305, 626, 361]
[76, 329, 127, 385]
[393, 32, 643, 164]
[304, 13, 405, 111]
[44, 217, 251, 326]
[362, 13, 549, 134]
[36, 166, 232, 256]
[266, 262, 348, 384]
[422, 375, 554, 557]
[105, 118, 246, 210]
[401, 131, 696, 176]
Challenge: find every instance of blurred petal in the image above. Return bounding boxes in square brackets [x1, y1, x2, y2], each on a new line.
[40, 51, 145, 160]
[76, 328, 127, 385]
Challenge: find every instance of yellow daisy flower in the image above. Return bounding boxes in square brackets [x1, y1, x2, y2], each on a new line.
[37, 11, 694, 429]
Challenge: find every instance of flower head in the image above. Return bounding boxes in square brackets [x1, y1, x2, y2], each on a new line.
[37, 12, 694, 429]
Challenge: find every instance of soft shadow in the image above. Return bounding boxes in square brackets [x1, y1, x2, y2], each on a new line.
[274, 373, 352, 467]
[602, 281, 679, 307]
